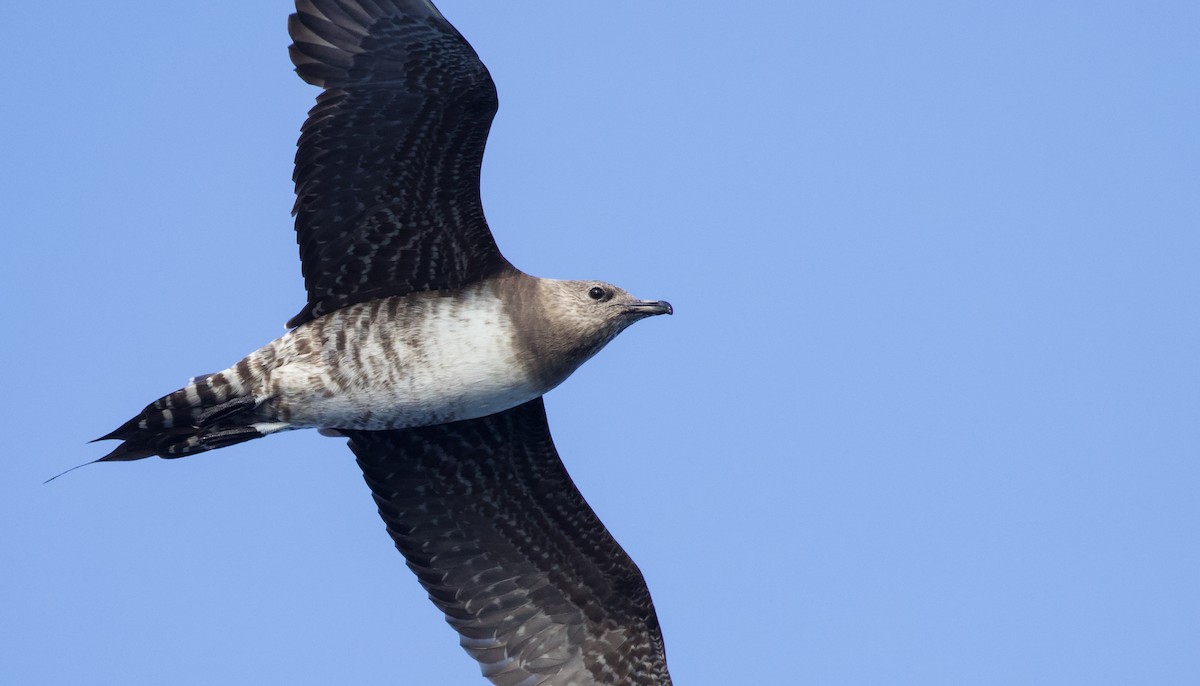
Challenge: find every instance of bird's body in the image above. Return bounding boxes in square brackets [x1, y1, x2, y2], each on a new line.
[259, 282, 538, 431]
[92, 1, 676, 683]
[204, 283, 540, 433]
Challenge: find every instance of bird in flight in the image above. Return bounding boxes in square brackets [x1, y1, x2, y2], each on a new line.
[91, 1, 675, 684]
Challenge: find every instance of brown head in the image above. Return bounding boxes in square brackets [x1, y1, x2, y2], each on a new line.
[501, 274, 672, 391]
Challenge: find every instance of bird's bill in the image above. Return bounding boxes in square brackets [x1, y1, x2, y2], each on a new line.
[625, 300, 673, 316]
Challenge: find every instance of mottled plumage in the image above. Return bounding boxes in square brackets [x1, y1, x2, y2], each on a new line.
[351, 398, 671, 686]
[94, 1, 674, 684]
[287, 0, 507, 327]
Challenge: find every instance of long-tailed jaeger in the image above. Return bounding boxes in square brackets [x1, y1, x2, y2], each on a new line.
[91, 1, 674, 684]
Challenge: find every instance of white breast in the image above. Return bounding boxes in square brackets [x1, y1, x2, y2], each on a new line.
[262, 290, 541, 430]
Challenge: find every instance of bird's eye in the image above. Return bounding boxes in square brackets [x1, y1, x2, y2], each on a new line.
[588, 286, 607, 301]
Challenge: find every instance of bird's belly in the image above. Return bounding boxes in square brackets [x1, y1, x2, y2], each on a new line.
[281, 362, 540, 430]
[262, 296, 540, 430]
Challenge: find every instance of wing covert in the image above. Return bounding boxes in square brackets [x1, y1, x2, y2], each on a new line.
[287, 0, 511, 327]
[346, 399, 673, 686]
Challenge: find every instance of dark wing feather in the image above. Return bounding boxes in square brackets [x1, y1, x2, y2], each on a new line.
[347, 399, 673, 686]
[286, 0, 511, 327]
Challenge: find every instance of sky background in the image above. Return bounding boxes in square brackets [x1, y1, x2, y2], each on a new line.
[3, 1, 1198, 684]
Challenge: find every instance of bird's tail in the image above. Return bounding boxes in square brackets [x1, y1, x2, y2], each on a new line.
[93, 367, 270, 462]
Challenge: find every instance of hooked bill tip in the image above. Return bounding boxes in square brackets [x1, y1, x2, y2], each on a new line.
[629, 300, 672, 316]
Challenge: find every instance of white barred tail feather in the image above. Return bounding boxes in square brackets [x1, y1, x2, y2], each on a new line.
[94, 373, 266, 462]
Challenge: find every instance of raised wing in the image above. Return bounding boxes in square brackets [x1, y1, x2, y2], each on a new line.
[347, 399, 673, 686]
[286, 0, 511, 327]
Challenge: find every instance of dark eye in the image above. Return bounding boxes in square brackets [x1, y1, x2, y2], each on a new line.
[588, 286, 607, 301]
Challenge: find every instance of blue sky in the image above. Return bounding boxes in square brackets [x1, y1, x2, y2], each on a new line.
[3, 1, 1198, 684]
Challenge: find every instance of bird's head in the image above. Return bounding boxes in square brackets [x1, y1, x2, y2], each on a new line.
[526, 278, 672, 386]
